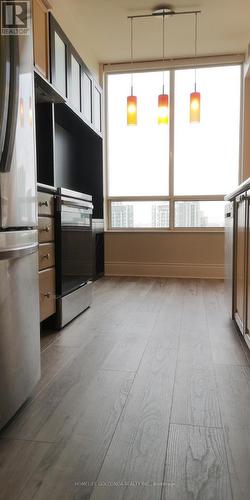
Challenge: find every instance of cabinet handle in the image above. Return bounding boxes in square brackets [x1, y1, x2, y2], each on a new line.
[39, 201, 49, 207]
[40, 226, 50, 232]
[43, 292, 51, 299]
[42, 253, 50, 259]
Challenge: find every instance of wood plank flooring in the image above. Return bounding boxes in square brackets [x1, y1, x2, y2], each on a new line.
[0, 278, 250, 500]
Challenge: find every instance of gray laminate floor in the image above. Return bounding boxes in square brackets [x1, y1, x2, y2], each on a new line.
[1, 278, 250, 500]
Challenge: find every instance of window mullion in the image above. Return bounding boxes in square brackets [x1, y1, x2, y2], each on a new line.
[169, 70, 175, 229]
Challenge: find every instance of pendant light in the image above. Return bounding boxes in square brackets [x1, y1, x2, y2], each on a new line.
[158, 11, 169, 125]
[127, 18, 137, 125]
[190, 12, 200, 123]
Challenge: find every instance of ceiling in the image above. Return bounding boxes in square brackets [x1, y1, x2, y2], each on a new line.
[50, 0, 250, 71]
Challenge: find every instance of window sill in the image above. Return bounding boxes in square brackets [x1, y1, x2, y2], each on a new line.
[105, 228, 225, 234]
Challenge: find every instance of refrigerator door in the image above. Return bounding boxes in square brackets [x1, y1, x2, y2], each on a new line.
[0, 230, 40, 430]
[0, 12, 37, 229]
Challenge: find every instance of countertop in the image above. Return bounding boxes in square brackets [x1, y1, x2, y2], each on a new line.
[37, 183, 57, 194]
[225, 177, 250, 201]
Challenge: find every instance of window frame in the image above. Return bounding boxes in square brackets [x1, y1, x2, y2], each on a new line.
[104, 57, 244, 232]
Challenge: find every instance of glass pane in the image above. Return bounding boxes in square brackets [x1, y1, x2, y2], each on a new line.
[71, 55, 81, 110]
[175, 201, 225, 227]
[54, 32, 66, 96]
[94, 86, 101, 132]
[111, 201, 169, 229]
[82, 73, 92, 122]
[108, 72, 169, 196]
[174, 66, 241, 195]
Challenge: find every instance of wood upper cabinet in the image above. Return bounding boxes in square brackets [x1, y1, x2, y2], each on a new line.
[32, 0, 51, 79]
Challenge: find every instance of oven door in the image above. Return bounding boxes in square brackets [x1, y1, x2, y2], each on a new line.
[60, 201, 93, 296]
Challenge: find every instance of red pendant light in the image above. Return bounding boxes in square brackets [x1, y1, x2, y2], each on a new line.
[190, 13, 201, 123]
[158, 93, 169, 124]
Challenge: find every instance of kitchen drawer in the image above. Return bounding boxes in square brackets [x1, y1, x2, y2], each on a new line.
[39, 243, 55, 270]
[38, 217, 54, 242]
[38, 192, 54, 216]
[39, 268, 56, 322]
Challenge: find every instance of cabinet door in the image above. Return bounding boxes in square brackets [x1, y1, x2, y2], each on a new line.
[235, 196, 246, 332]
[50, 16, 68, 97]
[225, 202, 234, 318]
[33, 0, 50, 79]
[246, 197, 250, 336]
[70, 53, 81, 112]
[82, 71, 93, 123]
[93, 83, 102, 133]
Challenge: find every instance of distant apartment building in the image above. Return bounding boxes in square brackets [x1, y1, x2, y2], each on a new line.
[175, 202, 208, 227]
[111, 203, 134, 228]
[152, 204, 169, 228]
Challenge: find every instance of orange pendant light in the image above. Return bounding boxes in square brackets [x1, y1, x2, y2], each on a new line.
[158, 13, 169, 125]
[158, 93, 169, 124]
[127, 94, 137, 125]
[190, 13, 201, 123]
[190, 86, 200, 123]
[127, 18, 137, 126]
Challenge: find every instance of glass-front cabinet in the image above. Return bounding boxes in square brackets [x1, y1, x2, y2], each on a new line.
[82, 71, 93, 124]
[50, 17, 68, 98]
[93, 83, 102, 133]
[70, 52, 81, 112]
[49, 14, 102, 136]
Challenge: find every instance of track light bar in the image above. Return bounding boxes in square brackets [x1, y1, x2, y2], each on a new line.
[127, 9, 201, 20]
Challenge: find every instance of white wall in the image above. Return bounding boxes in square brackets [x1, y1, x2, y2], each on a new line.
[49, 0, 100, 81]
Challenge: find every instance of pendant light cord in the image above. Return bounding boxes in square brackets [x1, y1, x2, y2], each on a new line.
[162, 13, 165, 93]
[194, 12, 198, 91]
[130, 17, 134, 95]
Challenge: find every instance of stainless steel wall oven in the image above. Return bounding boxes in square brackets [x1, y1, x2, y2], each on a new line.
[56, 188, 93, 328]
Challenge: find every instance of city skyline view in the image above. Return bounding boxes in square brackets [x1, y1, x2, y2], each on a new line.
[111, 201, 225, 228]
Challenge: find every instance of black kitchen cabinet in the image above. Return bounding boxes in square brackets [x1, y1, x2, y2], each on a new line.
[93, 81, 102, 133]
[49, 14, 102, 136]
[36, 14, 104, 281]
[50, 16, 68, 98]
[69, 47, 81, 113]
[82, 70, 93, 124]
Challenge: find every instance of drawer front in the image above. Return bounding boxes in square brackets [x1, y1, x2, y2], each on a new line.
[39, 268, 56, 322]
[38, 217, 54, 243]
[39, 243, 55, 270]
[38, 192, 54, 216]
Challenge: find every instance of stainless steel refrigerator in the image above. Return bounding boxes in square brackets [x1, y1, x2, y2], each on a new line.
[0, 6, 40, 429]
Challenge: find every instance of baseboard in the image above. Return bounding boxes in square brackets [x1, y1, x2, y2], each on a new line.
[105, 261, 224, 279]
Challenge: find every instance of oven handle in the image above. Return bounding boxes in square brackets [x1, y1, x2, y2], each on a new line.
[62, 223, 92, 228]
[60, 198, 93, 210]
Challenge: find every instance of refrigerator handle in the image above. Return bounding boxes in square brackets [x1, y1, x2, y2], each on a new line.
[0, 242, 38, 260]
[0, 35, 19, 173]
[0, 36, 11, 165]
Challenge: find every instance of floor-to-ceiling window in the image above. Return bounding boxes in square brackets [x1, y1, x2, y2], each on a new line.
[106, 64, 241, 229]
